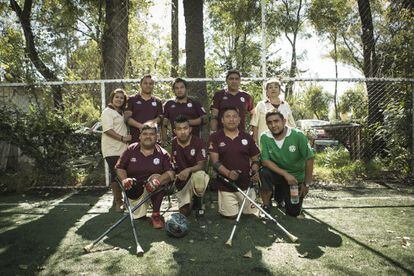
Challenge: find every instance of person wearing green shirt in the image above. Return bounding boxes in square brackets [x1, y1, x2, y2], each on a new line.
[259, 111, 314, 217]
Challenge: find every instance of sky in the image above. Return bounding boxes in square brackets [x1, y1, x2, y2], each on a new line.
[147, 1, 364, 97]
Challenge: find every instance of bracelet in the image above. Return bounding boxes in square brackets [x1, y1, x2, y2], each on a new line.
[212, 162, 222, 171]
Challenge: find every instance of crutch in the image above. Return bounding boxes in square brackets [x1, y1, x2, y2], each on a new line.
[225, 182, 253, 247]
[217, 174, 298, 242]
[84, 178, 165, 255]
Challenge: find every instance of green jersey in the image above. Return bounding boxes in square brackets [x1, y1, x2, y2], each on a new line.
[260, 127, 314, 182]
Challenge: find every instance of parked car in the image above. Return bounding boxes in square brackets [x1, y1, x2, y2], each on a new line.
[296, 119, 339, 151]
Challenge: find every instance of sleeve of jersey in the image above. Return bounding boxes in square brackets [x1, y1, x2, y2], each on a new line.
[207, 133, 218, 153]
[250, 104, 259, 127]
[260, 135, 271, 161]
[195, 101, 207, 116]
[115, 148, 130, 170]
[211, 92, 220, 110]
[157, 99, 163, 117]
[126, 97, 133, 112]
[196, 140, 208, 162]
[248, 135, 260, 157]
[101, 109, 114, 132]
[162, 152, 174, 171]
[298, 132, 315, 160]
[247, 94, 254, 111]
[163, 102, 170, 119]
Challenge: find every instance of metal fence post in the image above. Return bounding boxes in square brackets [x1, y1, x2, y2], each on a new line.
[101, 81, 110, 187]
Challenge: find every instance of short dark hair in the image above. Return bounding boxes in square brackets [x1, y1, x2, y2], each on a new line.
[265, 111, 284, 121]
[226, 69, 241, 80]
[222, 106, 240, 116]
[174, 115, 190, 128]
[140, 74, 153, 85]
[172, 78, 188, 90]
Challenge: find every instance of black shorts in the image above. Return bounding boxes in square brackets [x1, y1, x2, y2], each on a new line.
[105, 156, 120, 183]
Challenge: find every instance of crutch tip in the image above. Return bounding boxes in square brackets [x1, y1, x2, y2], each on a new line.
[83, 244, 93, 253]
[225, 240, 232, 247]
[136, 248, 144, 257]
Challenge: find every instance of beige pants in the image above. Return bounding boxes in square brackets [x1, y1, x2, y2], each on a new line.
[176, 171, 209, 208]
[129, 189, 150, 219]
[218, 188, 258, 217]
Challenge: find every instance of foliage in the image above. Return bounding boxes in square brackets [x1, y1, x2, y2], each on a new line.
[338, 84, 368, 121]
[0, 101, 100, 187]
[303, 85, 332, 120]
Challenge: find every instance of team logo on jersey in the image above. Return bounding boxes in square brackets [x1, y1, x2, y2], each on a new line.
[173, 151, 177, 156]
[190, 149, 195, 156]
[187, 102, 193, 108]
[153, 158, 160, 165]
[136, 101, 142, 105]
[240, 97, 245, 103]
[223, 96, 228, 100]
[241, 139, 248, 145]
[152, 101, 157, 107]
[219, 142, 226, 147]
[201, 149, 206, 158]
[209, 142, 213, 150]
[289, 145, 296, 152]
[130, 157, 137, 162]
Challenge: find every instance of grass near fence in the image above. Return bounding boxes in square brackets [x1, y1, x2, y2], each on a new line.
[0, 181, 413, 275]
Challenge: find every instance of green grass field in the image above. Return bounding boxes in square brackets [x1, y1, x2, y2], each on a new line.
[1, 181, 413, 275]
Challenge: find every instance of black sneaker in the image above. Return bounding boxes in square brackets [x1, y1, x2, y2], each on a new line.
[260, 204, 271, 219]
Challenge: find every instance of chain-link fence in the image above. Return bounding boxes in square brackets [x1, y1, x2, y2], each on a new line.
[0, 78, 413, 189]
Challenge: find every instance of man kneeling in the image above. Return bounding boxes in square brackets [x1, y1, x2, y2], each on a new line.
[116, 124, 175, 229]
[172, 115, 209, 217]
[259, 111, 314, 217]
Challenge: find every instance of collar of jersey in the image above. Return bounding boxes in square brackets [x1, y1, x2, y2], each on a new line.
[265, 126, 292, 140]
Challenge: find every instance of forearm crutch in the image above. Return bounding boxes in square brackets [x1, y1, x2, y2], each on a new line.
[225, 183, 253, 247]
[83, 179, 165, 255]
[217, 174, 298, 242]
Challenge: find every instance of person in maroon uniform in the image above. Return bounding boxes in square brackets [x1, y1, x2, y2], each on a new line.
[124, 75, 163, 142]
[161, 78, 207, 145]
[208, 107, 261, 218]
[210, 69, 254, 133]
[171, 115, 209, 217]
[116, 124, 175, 229]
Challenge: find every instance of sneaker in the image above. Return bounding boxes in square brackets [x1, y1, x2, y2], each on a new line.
[276, 201, 285, 209]
[150, 212, 165, 229]
[260, 204, 271, 219]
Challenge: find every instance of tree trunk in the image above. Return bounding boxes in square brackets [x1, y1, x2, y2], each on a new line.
[102, 0, 129, 99]
[10, 0, 63, 109]
[333, 33, 339, 120]
[357, 0, 383, 159]
[183, 0, 207, 139]
[171, 0, 179, 77]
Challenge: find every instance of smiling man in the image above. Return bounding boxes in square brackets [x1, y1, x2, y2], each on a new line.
[259, 111, 314, 217]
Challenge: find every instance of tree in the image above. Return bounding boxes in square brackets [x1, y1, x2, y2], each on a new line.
[101, 0, 129, 97]
[9, 0, 63, 108]
[339, 85, 368, 120]
[304, 85, 333, 120]
[268, 0, 308, 99]
[308, 0, 352, 119]
[183, 0, 208, 113]
[171, 0, 179, 77]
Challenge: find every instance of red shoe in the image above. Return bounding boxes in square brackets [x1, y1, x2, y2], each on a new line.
[150, 212, 165, 229]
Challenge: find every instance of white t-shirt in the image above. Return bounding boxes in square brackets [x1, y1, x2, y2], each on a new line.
[101, 107, 128, 157]
[250, 99, 296, 146]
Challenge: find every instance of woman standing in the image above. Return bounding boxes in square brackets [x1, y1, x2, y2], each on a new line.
[101, 88, 132, 212]
[251, 79, 296, 145]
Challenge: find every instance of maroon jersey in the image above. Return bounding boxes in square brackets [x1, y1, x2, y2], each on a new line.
[126, 94, 163, 142]
[208, 130, 260, 192]
[116, 143, 173, 196]
[164, 98, 206, 137]
[211, 89, 254, 131]
[172, 136, 207, 190]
